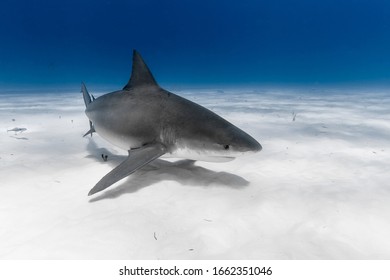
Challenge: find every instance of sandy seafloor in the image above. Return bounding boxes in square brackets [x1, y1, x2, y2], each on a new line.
[0, 88, 389, 259]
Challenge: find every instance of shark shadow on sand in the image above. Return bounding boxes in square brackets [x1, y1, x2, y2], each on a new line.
[86, 139, 249, 202]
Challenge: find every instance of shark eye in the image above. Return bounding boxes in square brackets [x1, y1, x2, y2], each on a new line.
[224, 144, 230, 150]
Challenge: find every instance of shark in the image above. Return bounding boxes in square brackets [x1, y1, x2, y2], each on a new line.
[82, 50, 262, 196]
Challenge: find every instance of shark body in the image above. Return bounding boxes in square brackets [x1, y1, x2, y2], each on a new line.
[82, 50, 261, 196]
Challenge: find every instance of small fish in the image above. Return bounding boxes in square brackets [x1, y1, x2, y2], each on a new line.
[292, 112, 297, 122]
[7, 127, 27, 134]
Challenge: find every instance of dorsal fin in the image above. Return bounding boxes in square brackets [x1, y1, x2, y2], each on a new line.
[123, 50, 158, 90]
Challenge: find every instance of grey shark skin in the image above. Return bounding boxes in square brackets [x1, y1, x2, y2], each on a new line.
[82, 50, 262, 196]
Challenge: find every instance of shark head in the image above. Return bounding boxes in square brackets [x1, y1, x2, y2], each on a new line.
[174, 129, 262, 162]
[164, 98, 262, 162]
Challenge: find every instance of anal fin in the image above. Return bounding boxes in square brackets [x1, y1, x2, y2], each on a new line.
[88, 143, 166, 196]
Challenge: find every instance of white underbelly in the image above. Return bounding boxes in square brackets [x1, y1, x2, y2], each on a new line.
[164, 147, 235, 162]
[95, 126, 142, 151]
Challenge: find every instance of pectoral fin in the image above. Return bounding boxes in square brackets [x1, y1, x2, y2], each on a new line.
[88, 143, 166, 196]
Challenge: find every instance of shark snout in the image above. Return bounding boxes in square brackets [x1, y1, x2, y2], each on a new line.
[246, 138, 262, 153]
[235, 133, 262, 154]
[252, 140, 262, 152]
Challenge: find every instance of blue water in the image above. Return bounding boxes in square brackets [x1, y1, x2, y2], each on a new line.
[0, 0, 389, 90]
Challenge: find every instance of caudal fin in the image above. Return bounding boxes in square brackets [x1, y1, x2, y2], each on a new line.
[81, 82, 93, 107]
[83, 121, 95, 137]
[81, 82, 95, 137]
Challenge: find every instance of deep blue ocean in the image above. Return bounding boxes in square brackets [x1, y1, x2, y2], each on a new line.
[0, 0, 389, 91]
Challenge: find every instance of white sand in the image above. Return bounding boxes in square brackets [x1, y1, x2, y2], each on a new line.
[1, 89, 389, 259]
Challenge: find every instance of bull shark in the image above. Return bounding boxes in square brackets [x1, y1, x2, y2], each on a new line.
[82, 50, 261, 196]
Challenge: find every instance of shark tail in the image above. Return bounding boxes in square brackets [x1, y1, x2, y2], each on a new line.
[81, 82, 96, 137]
[83, 121, 95, 137]
[81, 82, 94, 107]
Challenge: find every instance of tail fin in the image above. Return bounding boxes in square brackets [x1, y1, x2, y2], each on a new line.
[81, 83, 96, 137]
[81, 82, 92, 107]
[83, 121, 95, 137]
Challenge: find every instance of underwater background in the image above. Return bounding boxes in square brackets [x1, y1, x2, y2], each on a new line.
[0, 0, 389, 91]
[2, 0, 390, 260]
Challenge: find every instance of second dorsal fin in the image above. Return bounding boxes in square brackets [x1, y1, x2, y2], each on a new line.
[123, 50, 158, 90]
